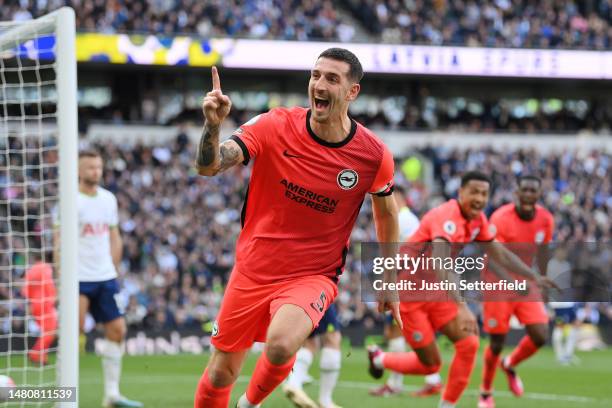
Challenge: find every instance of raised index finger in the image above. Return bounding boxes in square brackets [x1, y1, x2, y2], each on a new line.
[211, 66, 221, 91]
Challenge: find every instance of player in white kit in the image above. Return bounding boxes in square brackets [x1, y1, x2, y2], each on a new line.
[55, 151, 142, 407]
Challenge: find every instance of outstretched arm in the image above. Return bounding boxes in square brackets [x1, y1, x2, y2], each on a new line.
[195, 66, 243, 176]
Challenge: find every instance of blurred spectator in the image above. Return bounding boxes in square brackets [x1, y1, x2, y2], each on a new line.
[345, 0, 612, 49]
[1, 131, 609, 332]
[3, 0, 353, 42]
[8, 0, 612, 49]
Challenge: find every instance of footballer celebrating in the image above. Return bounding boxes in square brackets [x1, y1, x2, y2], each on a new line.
[367, 172, 555, 408]
[478, 175, 555, 408]
[193, 48, 401, 408]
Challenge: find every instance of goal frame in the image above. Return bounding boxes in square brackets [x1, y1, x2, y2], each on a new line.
[0, 7, 79, 406]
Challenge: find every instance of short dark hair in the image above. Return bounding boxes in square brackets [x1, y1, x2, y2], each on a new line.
[318, 48, 364, 83]
[518, 175, 541, 186]
[461, 171, 491, 187]
[79, 150, 101, 159]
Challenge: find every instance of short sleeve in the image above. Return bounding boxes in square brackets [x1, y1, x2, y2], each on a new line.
[109, 193, 119, 228]
[229, 111, 275, 165]
[369, 145, 394, 196]
[475, 214, 495, 242]
[427, 213, 456, 242]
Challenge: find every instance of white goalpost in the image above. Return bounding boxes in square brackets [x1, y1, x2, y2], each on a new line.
[0, 7, 78, 407]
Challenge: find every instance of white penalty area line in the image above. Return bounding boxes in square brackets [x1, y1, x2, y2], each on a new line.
[247, 377, 607, 405]
[81, 374, 609, 405]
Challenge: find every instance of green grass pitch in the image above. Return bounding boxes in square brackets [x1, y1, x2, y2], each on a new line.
[77, 345, 610, 407]
[2, 345, 611, 407]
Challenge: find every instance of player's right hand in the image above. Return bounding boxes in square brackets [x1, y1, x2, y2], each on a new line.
[202, 66, 231, 126]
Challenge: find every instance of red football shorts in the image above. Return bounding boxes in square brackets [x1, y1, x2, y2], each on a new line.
[483, 301, 548, 334]
[211, 268, 338, 352]
[400, 301, 458, 349]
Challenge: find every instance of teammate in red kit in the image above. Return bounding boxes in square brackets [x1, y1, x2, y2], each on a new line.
[367, 172, 553, 408]
[193, 48, 401, 408]
[478, 175, 555, 408]
[22, 253, 57, 365]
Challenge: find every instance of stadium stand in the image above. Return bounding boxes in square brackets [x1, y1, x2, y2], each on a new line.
[5, 0, 612, 48]
[343, 0, 612, 49]
[1, 0, 355, 41]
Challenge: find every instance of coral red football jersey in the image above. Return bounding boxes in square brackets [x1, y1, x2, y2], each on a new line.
[230, 107, 394, 283]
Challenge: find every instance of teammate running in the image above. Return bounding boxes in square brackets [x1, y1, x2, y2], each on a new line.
[479, 175, 555, 408]
[367, 172, 554, 408]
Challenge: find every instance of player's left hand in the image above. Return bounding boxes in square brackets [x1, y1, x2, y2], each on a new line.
[378, 300, 403, 330]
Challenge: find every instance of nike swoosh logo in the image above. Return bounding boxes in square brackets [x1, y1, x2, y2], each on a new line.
[283, 149, 303, 159]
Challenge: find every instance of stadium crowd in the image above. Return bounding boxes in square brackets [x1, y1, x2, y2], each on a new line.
[87, 92, 612, 135]
[3, 131, 609, 336]
[3, 0, 354, 42]
[348, 0, 612, 49]
[4, 0, 612, 48]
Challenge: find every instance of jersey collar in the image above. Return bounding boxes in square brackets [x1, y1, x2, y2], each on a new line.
[306, 109, 357, 148]
[453, 199, 471, 223]
[513, 203, 536, 221]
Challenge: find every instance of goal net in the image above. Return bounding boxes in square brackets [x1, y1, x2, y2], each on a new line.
[0, 7, 78, 407]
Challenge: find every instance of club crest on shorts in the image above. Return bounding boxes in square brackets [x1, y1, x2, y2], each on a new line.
[337, 169, 358, 190]
[535, 230, 545, 243]
[488, 318, 497, 328]
[212, 320, 219, 337]
[412, 331, 423, 342]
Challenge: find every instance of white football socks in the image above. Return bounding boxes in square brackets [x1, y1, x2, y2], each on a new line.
[319, 347, 341, 407]
[387, 337, 405, 389]
[286, 347, 313, 389]
[552, 326, 564, 361]
[565, 326, 578, 361]
[439, 400, 456, 408]
[100, 339, 123, 400]
[237, 394, 260, 408]
[425, 372, 442, 385]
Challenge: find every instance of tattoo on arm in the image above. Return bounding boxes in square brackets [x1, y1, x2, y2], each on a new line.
[219, 142, 241, 171]
[196, 123, 220, 167]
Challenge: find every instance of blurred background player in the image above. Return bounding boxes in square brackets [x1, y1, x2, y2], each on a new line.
[550, 302, 580, 365]
[56, 151, 142, 408]
[283, 302, 342, 408]
[479, 175, 555, 408]
[193, 49, 401, 408]
[547, 248, 580, 366]
[22, 252, 57, 365]
[369, 186, 443, 398]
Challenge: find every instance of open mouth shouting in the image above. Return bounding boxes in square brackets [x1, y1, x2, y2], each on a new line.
[314, 97, 330, 112]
